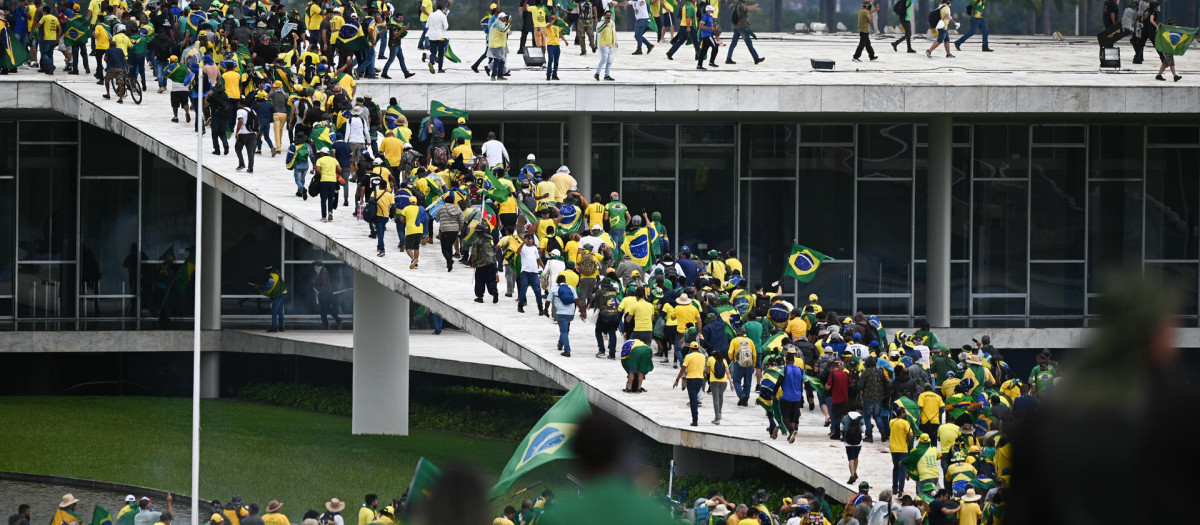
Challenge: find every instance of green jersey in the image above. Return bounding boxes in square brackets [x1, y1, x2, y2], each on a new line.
[606, 201, 628, 230]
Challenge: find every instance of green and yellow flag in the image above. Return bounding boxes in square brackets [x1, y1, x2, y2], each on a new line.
[901, 440, 931, 481]
[333, 21, 369, 50]
[1155, 24, 1197, 56]
[0, 24, 30, 70]
[402, 458, 442, 514]
[64, 14, 91, 47]
[486, 384, 592, 500]
[783, 243, 832, 283]
[51, 508, 83, 525]
[90, 507, 114, 525]
[310, 122, 334, 151]
[429, 100, 469, 120]
[893, 396, 924, 437]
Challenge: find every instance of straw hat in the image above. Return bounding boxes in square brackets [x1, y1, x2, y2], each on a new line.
[676, 293, 691, 305]
[59, 494, 81, 508]
[961, 487, 982, 502]
[265, 500, 283, 513]
[710, 505, 730, 517]
[325, 499, 345, 513]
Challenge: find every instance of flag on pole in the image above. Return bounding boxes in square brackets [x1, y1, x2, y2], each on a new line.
[486, 384, 592, 500]
[402, 458, 443, 513]
[783, 243, 833, 283]
[0, 24, 30, 70]
[429, 100, 469, 120]
[1155, 25, 1197, 56]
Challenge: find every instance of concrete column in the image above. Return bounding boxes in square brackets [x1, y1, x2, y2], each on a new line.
[200, 185, 222, 331]
[352, 270, 410, 435]
[200, 352, 220, 398]
[927, 116, 953, 328]
[672, 445, 735, 479]
[568, 114, 593, 198]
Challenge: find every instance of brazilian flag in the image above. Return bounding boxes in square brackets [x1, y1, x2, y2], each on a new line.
[558, 203, 583, 235]
[783, 243, 832, 283]
[714, 303, 740, 339]
[444, 42, 462, 63]
[272, 66, 295, 94]
[90, 507, 114, 525]
[115, 504, 138, 525]
[402, 458, 442, 514]
[51, 509, 83, 525]
[429, 100, 469, 120]
[480, 170, 511, 202]
[165, 62, 190, 83]
[186, 10, 208, 35]
[1155, 25, 1197, 56]
[646, 221, 662, 262]
[64, 14, 91, 47]
[334, 21, 369, 51]
[804, 374, 827, 399]
[621, 227, 652, 269]
[893, 396, 924, 436]
[0, 24, 30, 70]
[901, 441, 932, 481]
[486, 383, 592, 500]
[516, 200, 539, 229]
[553, 16, 571, 36]
[310, 122, 334, 151]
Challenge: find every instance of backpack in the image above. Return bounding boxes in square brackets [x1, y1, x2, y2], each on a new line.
[927, 5, 941, 28]
[284, 144, 300, 169]
[662, 261, 679, 281]
[579, 251, 599, 276]
[363, 190, 380, 222]
[431, 143, 450, 167]
[597, 281, 621, 315]
[557, 284, 576, 305]
[731, 5, 740, 24]
[735, 337, 754, 368]
[245, 108, 260, 133]
[844, 415, 863, 445]
[893, 0, 906, 17]
[713, 357, 727, 380]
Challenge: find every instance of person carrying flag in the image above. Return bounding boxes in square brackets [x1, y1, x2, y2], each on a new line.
[250, 266, 288, 332]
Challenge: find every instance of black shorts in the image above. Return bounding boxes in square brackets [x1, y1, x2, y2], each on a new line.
[499, 212, 517, 229]
[845, 445, 861, 460]
[170, 91, 190, 109]
[405, 233, 422, 250]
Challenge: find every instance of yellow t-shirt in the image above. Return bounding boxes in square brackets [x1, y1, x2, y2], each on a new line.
[937, 422, 961, 453]
[560, 269, 580, 288]
[535, 180, 557, 207]
[706, 356, 728, 383]
[112, 33, 131, 57]
[598, 20, 614, 46]
[222, 70, 242, 99]
[565, 240, 580, 263]
[420, 0, 433, 21]
[531, 5, 548, 27]
[888, 418, 912, 453]
[94, 25, 111, 50]
[88, 0, 102, 23]
[330, 14, 345, 32]
[402, 205, 423, 236]
[451, 143, 473, 163]
[380, 136, 405, 166]
[550, 172, 574, 202]
[682, 351, 706, 379]
[673, 303, 700, 329]
[629, 300, 655, 331]
[546, 24, 561, 45]
[492, 519, 514, 525]
[726, 258, 743, 275]
[785, 317, 808, 341]
[317, 156, 340, 182]
[536, 218, 556, 245]
[373, 190, 395, 218]
[337, 73, 356, 96]
[306, 3, 324, 30]
[498, 194, 517, 214]
[585, 202, 606, 225]
[619, 296, 637, 314]
[38, 14, 59, 41]
[661, 302, 677, 327]
[917, 391, 944, 424]
[958, 502, 982, 525]
[916, 446, 940, 482]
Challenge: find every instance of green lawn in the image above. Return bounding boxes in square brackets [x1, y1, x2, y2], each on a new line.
[0, 397, 573, 521]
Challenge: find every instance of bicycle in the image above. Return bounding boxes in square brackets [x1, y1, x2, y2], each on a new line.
[113, 67, 143, 105]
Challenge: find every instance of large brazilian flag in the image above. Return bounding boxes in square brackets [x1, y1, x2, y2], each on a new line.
[621, 227, 652, 269]
[783, 243, 832, 283]
[486, 384, 592, 500]
[1155, 25, 1197, 56]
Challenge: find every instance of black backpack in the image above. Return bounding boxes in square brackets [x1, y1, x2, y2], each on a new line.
[927, 5, 941, 28]
[893, 0, 906, 18]
[845, 415, 863, 445]
[713, 357, 727, 380]
[244, 108, 260, 133]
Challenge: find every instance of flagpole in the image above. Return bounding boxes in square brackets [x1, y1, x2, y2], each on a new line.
[191, 63, 205, 525]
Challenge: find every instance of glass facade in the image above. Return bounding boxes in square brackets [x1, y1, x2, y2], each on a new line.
[1, 118, 1199, 329]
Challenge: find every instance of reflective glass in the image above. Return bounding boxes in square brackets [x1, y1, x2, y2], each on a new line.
[973, 125, 1028, 178]
[222, 196, 282, 295]
[142, 152, 196, 263]
[677, 147, 734, 252]
[972, 180, 1028, 293]
[19, 120, 77, 142]
[1030, 147, 1086, 260]
[81, 123, 139, 177]
[800, 124, 853, 144]
[502, 123, 563, 171]
[1088, 125, 1143, 178]
[285, 231, 338, 262]
[1145, 148, 1200, 260]
[857, 124, 913, 179]
[914, 262, 969, 318]
[623, 124, 675, 178]
[0, 121, 14, 175]
[1029, 262, 1085, 316]
[1031, 125, 1085, 145]
[740, 124, 796, 179]
[680, 124, 734, 145]
[914, 146, 970, 260]
[140, 260, 194, 320]
[1146, 125, 1200, 146]
[622, 180, 675, 247]
[857, 180, 912, 294]
[739, 180, 796, 287]
[802, 261, 853, 313]
[798, 145, 854, 259]
[972, 297, 1025, 316]
[16, 264, 76, 318]
[856, 296, 910, 317]
[0, 180, 12, 295]
[1088, 181, 1143, 289]
[592, 122, 620, 144]
[284, 262, 353, 318]
[18, 144, 77, 261]
[1145, 262, 1198, 317]
[80, 179, 139, 296]
[591, 144, 620, 200]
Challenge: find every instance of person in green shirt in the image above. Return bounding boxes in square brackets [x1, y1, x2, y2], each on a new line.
[605, 192, 630, 246]
[954, 0, 992, 52]
[852, 0, 878, 62]
[129, 28, 149, 90]
[891, 0, 914, 52]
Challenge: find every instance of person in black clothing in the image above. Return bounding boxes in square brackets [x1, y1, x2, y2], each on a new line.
[517, 0, 535, 54]
[1101, 0, 1119, 29]
[206, 89, 232, 155]
[8, 504, 30, 525]
[311, 260, 343, 329]
[1131, 1, 1158, 64]
[252, 34, 279, 66]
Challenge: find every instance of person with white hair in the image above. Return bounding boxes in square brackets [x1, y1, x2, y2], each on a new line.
[550, 165, 576, 204]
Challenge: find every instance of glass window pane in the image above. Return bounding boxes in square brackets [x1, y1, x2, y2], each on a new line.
[142, 152, 196, 262]
[857, 124, 913, 179]
[1146, 125, 1200, 145]
[739, 180, 795, 287]
[677, 148, 734, 253]
[973, 125, 1028, 179]
[141, 261, 195, 320]
[1088, 181, 1143, 289]
[680, 124, 734, 145]
[623, 124, 675, 178]
[972, 297, 1025, 316]
[80, 180, 139, 296]
[1031, 125, 1085, 145]
[592, 122, 620, 144]
[798, 145, 855, 259]
[918, 262, 970, 318]
[0, 179, 13, 295]
[502, 123, 562, 171]
[1146, 149, 1200, 260]
[1145, 262, 1198, 317]
[914, 145, 970, 260]
[285, 231, 339, 262]
[740, 124, 796, 179]
[591, 144, 620, 202]
[915, 124, 970, 145]
[857, 180, 912, 294]
[1030, 147, 1086, 260]
[81, 298, 137, 318]
[81, 124, 138, 177]
[18, 144, 77, 262]
[222, 196, 281, 295]
[973, 180, 1028, 293]
[802, 261, 853, 313]
[284, 262, 353, 318]
[1088, 125, 1143, 178]
[800, 124, 853, 144]
[19, 121, 77, 142]
[17, 264, 76, 318]
[0, 121, 14, 175]
[856, 296, 910, 317]
[621, 180, 675, 246]
[1029, 263, 1085, 316]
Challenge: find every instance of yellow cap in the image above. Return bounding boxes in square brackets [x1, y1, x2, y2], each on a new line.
[273, 80, 283, 87]
[168, 55, 178, 62]
[210, 515, 224, 524]
[490, 2, 497, 7]
[689, 341, 700, 349]
[457, 117, 466, 124]
[918, 434, 931, 443]
[843, 317, 853, 325]
[809, 293, 818, 301]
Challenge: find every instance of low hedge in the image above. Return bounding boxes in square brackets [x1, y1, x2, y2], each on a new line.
[238, 383, 557, 441]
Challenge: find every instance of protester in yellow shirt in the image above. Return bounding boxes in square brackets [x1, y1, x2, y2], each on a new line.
[625, 290, 656, 344]
[888, 408, 914, 492]
[672, 342, 708, 426]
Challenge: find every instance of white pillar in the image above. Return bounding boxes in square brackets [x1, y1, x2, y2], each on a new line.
[568, 114, 593, 198]
[200, 352, 220, 398]
[352, 269, 410, 435]
[927, 116, 953, 328]
[200, 185, 222, 331]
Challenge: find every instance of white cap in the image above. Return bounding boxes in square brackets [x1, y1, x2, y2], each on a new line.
[591, 224, 603, 231]
[556, 165, 570, 174]
[319, 147, 331, 154]
[115, 23, 127, 32]
[705, 4, 714, 10]
[373, 157, 383, 165]
[550, 249, 562, 256]
[498, 11, 507, 18]
[125, 496, 137, 503]
[527, 153, 536, 160]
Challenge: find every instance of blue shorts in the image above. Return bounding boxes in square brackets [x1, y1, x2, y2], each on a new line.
[936, 30, 950, 43]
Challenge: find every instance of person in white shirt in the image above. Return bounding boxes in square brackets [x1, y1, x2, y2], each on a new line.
[517, 235, 544, 315]
[631, 0, 654, 54]
[541, 248, 567, 316]
[234, 98, 257, 173]
[424, 3, 450, 73]
[480, 131, 510, 169]
[579, 226, 605, 253]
